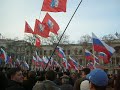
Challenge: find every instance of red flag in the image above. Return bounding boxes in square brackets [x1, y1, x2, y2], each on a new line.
[24, 21, 34, 34]
[34, 19, 50, 38]
[42, 13, 59, 35]
[35, 37, 41, 47]
[41, 0, 67, 12]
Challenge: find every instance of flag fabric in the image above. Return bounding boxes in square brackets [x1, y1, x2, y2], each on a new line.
[62, 58, 69, 70]
[34, 19, 50, 38]
[0, 48, 7, 62]
[98, 52, 109, 64]
[56, 46, 66, 58]
[42, 13, 59, 35]
[24, 61, 29, 70]
[69, 56, 79, 66]
[43, 56, 49, 64]
[85, 49, 94, 61]
[24, 21, 34, 34]
[41, 0, 67, 12]
[35, 37, 41, 47]
[92, 33, 115, 63]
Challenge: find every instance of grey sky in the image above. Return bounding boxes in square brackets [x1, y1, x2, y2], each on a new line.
[0, 0, 120, 42]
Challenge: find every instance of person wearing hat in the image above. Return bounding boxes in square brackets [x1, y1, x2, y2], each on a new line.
[86, 68, 108, 90]
[60, 75, 73, 90]
[73, 68, 90, 90]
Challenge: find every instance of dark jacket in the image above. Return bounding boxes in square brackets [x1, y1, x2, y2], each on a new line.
[22, 78, 36, 90]
[33, 80, 61, 90]
[60, 84, 73, 90]
[6, 80, 25, 90]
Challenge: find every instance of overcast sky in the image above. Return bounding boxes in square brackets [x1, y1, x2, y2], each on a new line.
[0, 0, 120, 42]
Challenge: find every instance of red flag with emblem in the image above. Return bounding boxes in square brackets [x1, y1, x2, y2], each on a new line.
[34, 19, 50, 38]
[41, 0, 67, 12]
[24, 21, 34, 34]
[42, 13, 59, 35]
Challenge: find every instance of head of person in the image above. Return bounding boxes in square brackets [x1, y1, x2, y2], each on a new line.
[45, 70, 56, 81]
[7, 67, 23, 83]
[61, 75, 70, 84]
[86, 68, 108, 90]
[80, 80, 90, 90]
[81, 68, 90, 78]
[28, 71, 36, 79]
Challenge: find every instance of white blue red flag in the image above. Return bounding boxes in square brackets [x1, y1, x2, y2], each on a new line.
[92, 33, 115, 63]
[85, 49, 94, 61]
[56, 46, 66, 58]
[0, 48, 7, 63]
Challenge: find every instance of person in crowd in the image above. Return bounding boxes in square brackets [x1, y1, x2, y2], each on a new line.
[22, 71, 37, 90]
[54, 71, 63, 85]
[86, 68, 108, 90]
[80, 80, 90, 90]
[6, 67, 25, 90]
[114, 71, 120, 90]
[60, 75, 73, 90]
[0, 71, 8, 90]
[73, 68, 90, 90]
[33, 70, 61, 90]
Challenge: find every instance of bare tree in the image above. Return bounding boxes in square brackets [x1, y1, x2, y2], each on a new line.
[78, 34, 91, 45]
[102, 34, 116, 44]
[24, 34, 36, 45]
[24, 32, 70, 45]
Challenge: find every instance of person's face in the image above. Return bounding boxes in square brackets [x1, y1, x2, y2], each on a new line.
[81, 71, 86, 78]
[12, 71, 24, 83]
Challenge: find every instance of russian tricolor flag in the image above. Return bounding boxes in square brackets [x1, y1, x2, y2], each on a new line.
[0, 48, 7, 62]
[98, 52, 109, 64]
[85, 49, 94, 61]
[92, 33, 115, 63]
[56, 46, 66, 58]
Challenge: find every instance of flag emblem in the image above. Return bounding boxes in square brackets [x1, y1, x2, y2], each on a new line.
[51, 0, 59, 8]
[39, 24, 45, 32]
[47, 19, 54, 29]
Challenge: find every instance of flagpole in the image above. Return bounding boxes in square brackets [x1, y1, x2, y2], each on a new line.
[45, 0, 83, 70]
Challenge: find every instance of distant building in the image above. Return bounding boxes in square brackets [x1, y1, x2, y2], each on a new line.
[0, 39, 120, 74]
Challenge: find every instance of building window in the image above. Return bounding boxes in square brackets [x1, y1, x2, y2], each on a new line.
[40, 50, 42, 55]
[44, 50, 47, 55]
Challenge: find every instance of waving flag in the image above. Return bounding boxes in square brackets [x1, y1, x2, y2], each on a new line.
[24, 21, 34, 34]
[56, 46, 66, 58]
[34, 19, 50, 38]
[85, 49, 94, 61]
[0, 48, 7, 62]
[69, 56, 79, 66]
[41, 0, 67, 12]
[42, 13, 59, 35]
[43, 56, 49, 64]
[35, 37, 41, 47]
[62, 58, 68, 69]
[98, 52, 109, 64]
[92, 33, 115, 63]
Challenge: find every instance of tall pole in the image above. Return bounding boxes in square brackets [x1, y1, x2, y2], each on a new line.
[45, 0, 83, 70]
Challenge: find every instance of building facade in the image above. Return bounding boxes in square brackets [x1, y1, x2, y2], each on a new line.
[0, 39, 120, 73]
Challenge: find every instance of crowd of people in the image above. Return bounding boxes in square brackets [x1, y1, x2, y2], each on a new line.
[0, 67, 120, 90]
